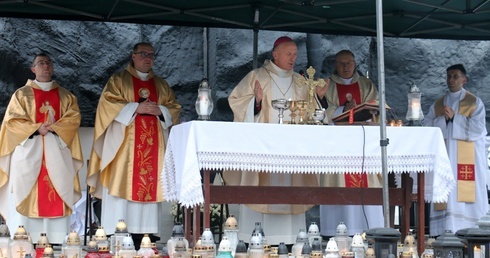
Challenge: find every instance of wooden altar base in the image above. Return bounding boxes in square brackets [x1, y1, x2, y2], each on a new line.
[185, 171, 426, 255]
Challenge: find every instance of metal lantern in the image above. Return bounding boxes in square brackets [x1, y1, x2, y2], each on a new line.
[456, 227, 490, 258]
[432, 230, 464, 258]
[195, 78, 213, 120]
[406, 82, 424, 124]
[364, 227, 401, 258]
[476, 209, 490, 230]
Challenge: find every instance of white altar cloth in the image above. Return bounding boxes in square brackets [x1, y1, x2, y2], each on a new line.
[162, 121, 454, 207]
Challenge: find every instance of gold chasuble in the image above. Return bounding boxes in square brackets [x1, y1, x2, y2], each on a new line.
[0, 80, 83, 218]
[225, 60, 318, 215]
[435, 92, 477, 204]
[88, 65, 181, 202]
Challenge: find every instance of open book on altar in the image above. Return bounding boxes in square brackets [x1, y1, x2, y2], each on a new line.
[332, 100, 390, 124]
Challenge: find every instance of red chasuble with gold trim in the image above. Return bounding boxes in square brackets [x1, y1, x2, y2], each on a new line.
[336, 82, 362, 106]
[131, 77, 159, 202]
[32, 88, 64, 217]
[336, 83, 367, 187]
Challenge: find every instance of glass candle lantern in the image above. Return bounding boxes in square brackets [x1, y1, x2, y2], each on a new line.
[334, 222, 352, 254]
[64, 231, 82, 258]
[10, 225, 34, 258]
[405, 82, 424, 123]
[223, 215, 239, 256]
[110, 219, 128, 255]
[195, 78, 213, 120]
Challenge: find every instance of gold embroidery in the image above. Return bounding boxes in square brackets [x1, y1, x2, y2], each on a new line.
[16, 247, 26, 258]
[135, 116, 157, 201]
[459, 165, 474, 180]
[346, 174, 366, 188]
[41, 159, 57, 202]
[42, 175, 57, 202]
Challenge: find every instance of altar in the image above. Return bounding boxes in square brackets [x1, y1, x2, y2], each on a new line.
[162, 121, 454, 252]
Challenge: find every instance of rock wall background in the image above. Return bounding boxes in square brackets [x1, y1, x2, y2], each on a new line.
[1, 17, 490, 240]
[1, 17, 490, 130]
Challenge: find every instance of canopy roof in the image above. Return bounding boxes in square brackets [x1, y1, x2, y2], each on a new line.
[1, 0, 490, 40]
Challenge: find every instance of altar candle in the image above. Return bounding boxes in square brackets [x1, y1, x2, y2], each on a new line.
[474, 246, 482, 258]
[411, 100, 421, 120]
[199, 91, 209, 115]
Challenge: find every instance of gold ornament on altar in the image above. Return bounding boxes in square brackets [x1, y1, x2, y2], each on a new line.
[297, 66, 326, 124]
[296, 100, 308, 124]
[288, 99, 298, 124]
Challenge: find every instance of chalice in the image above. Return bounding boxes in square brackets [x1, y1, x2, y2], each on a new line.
[296, 100, 308, 124]
[288, 99, 298, 124]
[271, 98, 290, 124]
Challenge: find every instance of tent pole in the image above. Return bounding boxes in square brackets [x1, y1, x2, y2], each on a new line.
[203, 27, 208, 79]
[376, 0, 390, 228]
[253, 30, 258, 69]
[253, 8, 259, 69]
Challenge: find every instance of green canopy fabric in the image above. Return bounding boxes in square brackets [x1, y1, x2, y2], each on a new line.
[1, 0, 489, 40]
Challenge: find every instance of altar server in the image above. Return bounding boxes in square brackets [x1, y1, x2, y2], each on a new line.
[424, 63, 488, 235]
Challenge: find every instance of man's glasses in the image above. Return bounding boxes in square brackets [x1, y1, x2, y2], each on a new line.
[134, 51, 156, 59]
[335, 61, 355, 67]
[34, 60, 53, 67]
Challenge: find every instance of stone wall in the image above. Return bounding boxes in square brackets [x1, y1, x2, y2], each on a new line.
[1, 18, 490, 130]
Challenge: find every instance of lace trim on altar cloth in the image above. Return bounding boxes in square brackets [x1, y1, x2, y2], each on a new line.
[395, 155, 455, 203]
[162, 142, 204, 207]
[162, 149, 455, 207]
[198, 152, 439, 173]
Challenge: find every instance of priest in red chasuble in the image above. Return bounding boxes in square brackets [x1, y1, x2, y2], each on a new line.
[87, 42, 181, 239]
[423, 64, 488, 236]
[0, 53, 83, 243]
[316, 49, 383, 236]
[317, 49, 378, 120]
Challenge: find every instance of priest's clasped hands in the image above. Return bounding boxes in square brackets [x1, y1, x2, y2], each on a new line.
[38, 121, 53, 136]
[444, 105, 455, 122]
[136, 99, 163, 116]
